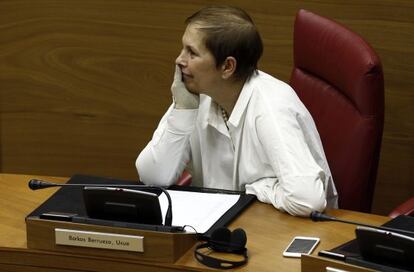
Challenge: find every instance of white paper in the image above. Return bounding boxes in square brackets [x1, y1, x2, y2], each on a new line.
[158, 190, 240, 233]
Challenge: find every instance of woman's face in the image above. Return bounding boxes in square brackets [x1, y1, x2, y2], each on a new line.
[175, 24, 222, 95]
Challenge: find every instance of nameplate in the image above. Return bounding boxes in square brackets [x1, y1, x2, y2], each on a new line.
[55, 228, 144, 252]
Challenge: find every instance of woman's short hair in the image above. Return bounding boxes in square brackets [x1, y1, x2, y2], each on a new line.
[185, 6, 263, 81]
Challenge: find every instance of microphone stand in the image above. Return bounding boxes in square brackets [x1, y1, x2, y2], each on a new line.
[310, 211, 414, 271]
[28, 179, 173, 227]
[310, 212, 381, 228]
[310, 211, 414, 236]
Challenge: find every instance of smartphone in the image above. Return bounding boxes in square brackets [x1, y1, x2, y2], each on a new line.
[282, 236, 320, 257]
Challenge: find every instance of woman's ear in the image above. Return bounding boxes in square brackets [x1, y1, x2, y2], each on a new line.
[221, 57, 237, 79]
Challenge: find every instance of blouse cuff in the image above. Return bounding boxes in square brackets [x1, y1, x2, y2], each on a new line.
[167, 108, 198, 134]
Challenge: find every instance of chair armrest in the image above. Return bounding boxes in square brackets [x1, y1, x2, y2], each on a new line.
[175, 170, 192, 186]
[388, 196, 414, 218]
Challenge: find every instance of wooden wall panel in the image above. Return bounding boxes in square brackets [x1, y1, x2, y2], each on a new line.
[0, 0, 413, 215]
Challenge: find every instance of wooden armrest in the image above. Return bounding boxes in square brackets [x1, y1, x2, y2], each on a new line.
[388, 196, 414, 218]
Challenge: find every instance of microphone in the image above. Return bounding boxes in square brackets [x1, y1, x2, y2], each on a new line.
[28, 179, 173, 226]
[310, 211, 414, 236]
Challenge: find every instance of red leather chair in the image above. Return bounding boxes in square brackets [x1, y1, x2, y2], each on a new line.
[389, 196, 414, 218]
[176, 170, 192, 186]
[290, 10, 384, 212]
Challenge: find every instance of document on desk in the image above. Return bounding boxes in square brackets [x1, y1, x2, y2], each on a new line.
[158, 190, 240, 233]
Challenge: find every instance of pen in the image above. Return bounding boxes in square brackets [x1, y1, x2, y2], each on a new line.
[318, 250, 346, 261]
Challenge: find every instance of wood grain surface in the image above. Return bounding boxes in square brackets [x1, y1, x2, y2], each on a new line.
[0, 173, 390, 272]
[0, 0, 413, 215]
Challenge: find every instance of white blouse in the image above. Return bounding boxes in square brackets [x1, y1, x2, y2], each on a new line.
[136, 71, 338, 216]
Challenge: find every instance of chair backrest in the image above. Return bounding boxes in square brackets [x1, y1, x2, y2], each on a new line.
[290, 9, 384, 212]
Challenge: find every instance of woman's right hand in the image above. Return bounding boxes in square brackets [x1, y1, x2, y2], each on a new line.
[171, 65, 199, 109]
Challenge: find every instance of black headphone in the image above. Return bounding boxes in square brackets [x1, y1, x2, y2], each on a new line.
[194, 227, 248, 269]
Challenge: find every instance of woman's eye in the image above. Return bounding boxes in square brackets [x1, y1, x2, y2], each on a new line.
[187, 48, 196, 57]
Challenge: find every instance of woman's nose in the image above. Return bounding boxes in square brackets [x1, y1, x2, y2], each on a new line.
[175, 50, 186, 66]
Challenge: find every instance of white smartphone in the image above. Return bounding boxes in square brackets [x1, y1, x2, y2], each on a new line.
[282, 236, 320, 257]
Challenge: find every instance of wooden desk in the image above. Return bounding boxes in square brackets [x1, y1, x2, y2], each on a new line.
[0, 174, 389, 271]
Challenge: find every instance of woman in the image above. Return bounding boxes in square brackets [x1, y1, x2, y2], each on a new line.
[136, 6, 338, 216]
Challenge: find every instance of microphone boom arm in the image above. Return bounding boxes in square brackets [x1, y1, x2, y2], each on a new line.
[310, 211, 414, 236]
